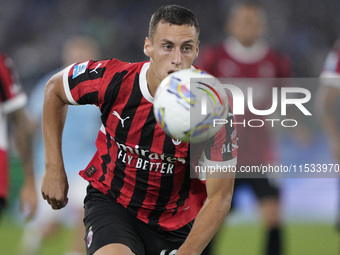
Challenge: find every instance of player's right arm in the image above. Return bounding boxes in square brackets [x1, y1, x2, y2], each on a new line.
[318, 47, 340, 162]
[41, 69, 71, 210]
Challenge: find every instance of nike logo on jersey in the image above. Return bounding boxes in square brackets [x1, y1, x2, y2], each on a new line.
[89, 63, 102, 74]
[113, 111, 130, 128]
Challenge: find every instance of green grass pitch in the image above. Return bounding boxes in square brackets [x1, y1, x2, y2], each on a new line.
[0, 215, 338, 255]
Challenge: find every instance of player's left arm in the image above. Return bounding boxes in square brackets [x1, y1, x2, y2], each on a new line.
[3, 54, 38, 220]
[177, 173, 235, 255]
[8, 107, 38, 220]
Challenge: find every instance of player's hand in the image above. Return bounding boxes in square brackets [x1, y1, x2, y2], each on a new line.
[20, 175, 38, 220]
[41, 166, 69, 210]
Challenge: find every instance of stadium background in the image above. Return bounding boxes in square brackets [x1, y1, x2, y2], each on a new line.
[0, 0, 338, 254]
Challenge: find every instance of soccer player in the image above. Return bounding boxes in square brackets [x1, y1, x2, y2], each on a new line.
[41, 5, 237, 255]
[197, 2, 293, 255]
[0, 53, 37, 221]
[21, 36, 101, 255]
[318, 39, 340, 230]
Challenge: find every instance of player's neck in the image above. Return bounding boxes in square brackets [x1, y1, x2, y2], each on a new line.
[145, 68, 159, 98]
[224, 37, 269, 63]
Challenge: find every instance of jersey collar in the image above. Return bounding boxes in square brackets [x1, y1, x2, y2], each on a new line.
[223, 37, 269, 64]
[139, 62, 154, 103]
[139, 62, 196, 104]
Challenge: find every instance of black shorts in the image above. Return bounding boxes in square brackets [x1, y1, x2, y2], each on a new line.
[83, 185, 192, 255]
[231, 174, 280, 209]
[235, 177, 279, 199]
[0, 198, 6, 220]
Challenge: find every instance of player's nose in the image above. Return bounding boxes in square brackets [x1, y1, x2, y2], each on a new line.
[171, 48, 182, 66]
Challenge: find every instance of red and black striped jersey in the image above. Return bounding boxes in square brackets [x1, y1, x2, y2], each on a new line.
[197, 38, 293, 166]
[0, 53, 26, 109]
[0, 53, 27, 199]
[62, 59, 237, 231]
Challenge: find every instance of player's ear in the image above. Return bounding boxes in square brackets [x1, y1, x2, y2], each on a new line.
[195, 40, 200, 59]
[144, 37, 152, 57]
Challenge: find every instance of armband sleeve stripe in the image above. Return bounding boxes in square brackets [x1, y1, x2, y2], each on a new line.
[63, 64, 78, 105]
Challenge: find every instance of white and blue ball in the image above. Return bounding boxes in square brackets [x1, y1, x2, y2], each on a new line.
[153, 68, 229, 143]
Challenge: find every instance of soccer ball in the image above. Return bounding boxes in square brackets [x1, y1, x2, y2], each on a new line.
[153, 68, 229, 143]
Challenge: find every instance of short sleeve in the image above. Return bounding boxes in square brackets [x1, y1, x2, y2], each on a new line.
[202, 105, 238, 168]
[0, 54, 27, 114]
[62, 60, 110, 106]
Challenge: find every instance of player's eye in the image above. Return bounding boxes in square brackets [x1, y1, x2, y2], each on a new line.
[163, 44, 172, 50]
[182, 45, 192, 52]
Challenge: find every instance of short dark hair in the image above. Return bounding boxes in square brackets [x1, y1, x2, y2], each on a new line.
[148, 5, 200, 40]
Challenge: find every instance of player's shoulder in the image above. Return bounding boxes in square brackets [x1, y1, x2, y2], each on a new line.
[264, 47, 292, 71]
[100, 58, 147, 74]
[266, 46, 289, 60]
[196, 42, 225, 69]
[0, 53, 13, 70]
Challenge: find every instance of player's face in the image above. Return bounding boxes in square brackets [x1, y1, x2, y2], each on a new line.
[227, 6, 265, 47]
[144, 22, 199, 89]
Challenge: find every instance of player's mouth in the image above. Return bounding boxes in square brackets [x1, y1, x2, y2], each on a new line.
[168, 69, 179, 75]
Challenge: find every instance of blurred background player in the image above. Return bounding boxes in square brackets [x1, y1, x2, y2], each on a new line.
[198, 2, 293, 255]
[317, 39, 340, 231]
[0, 52, 37, 222]
[20, 36, 101, 255]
